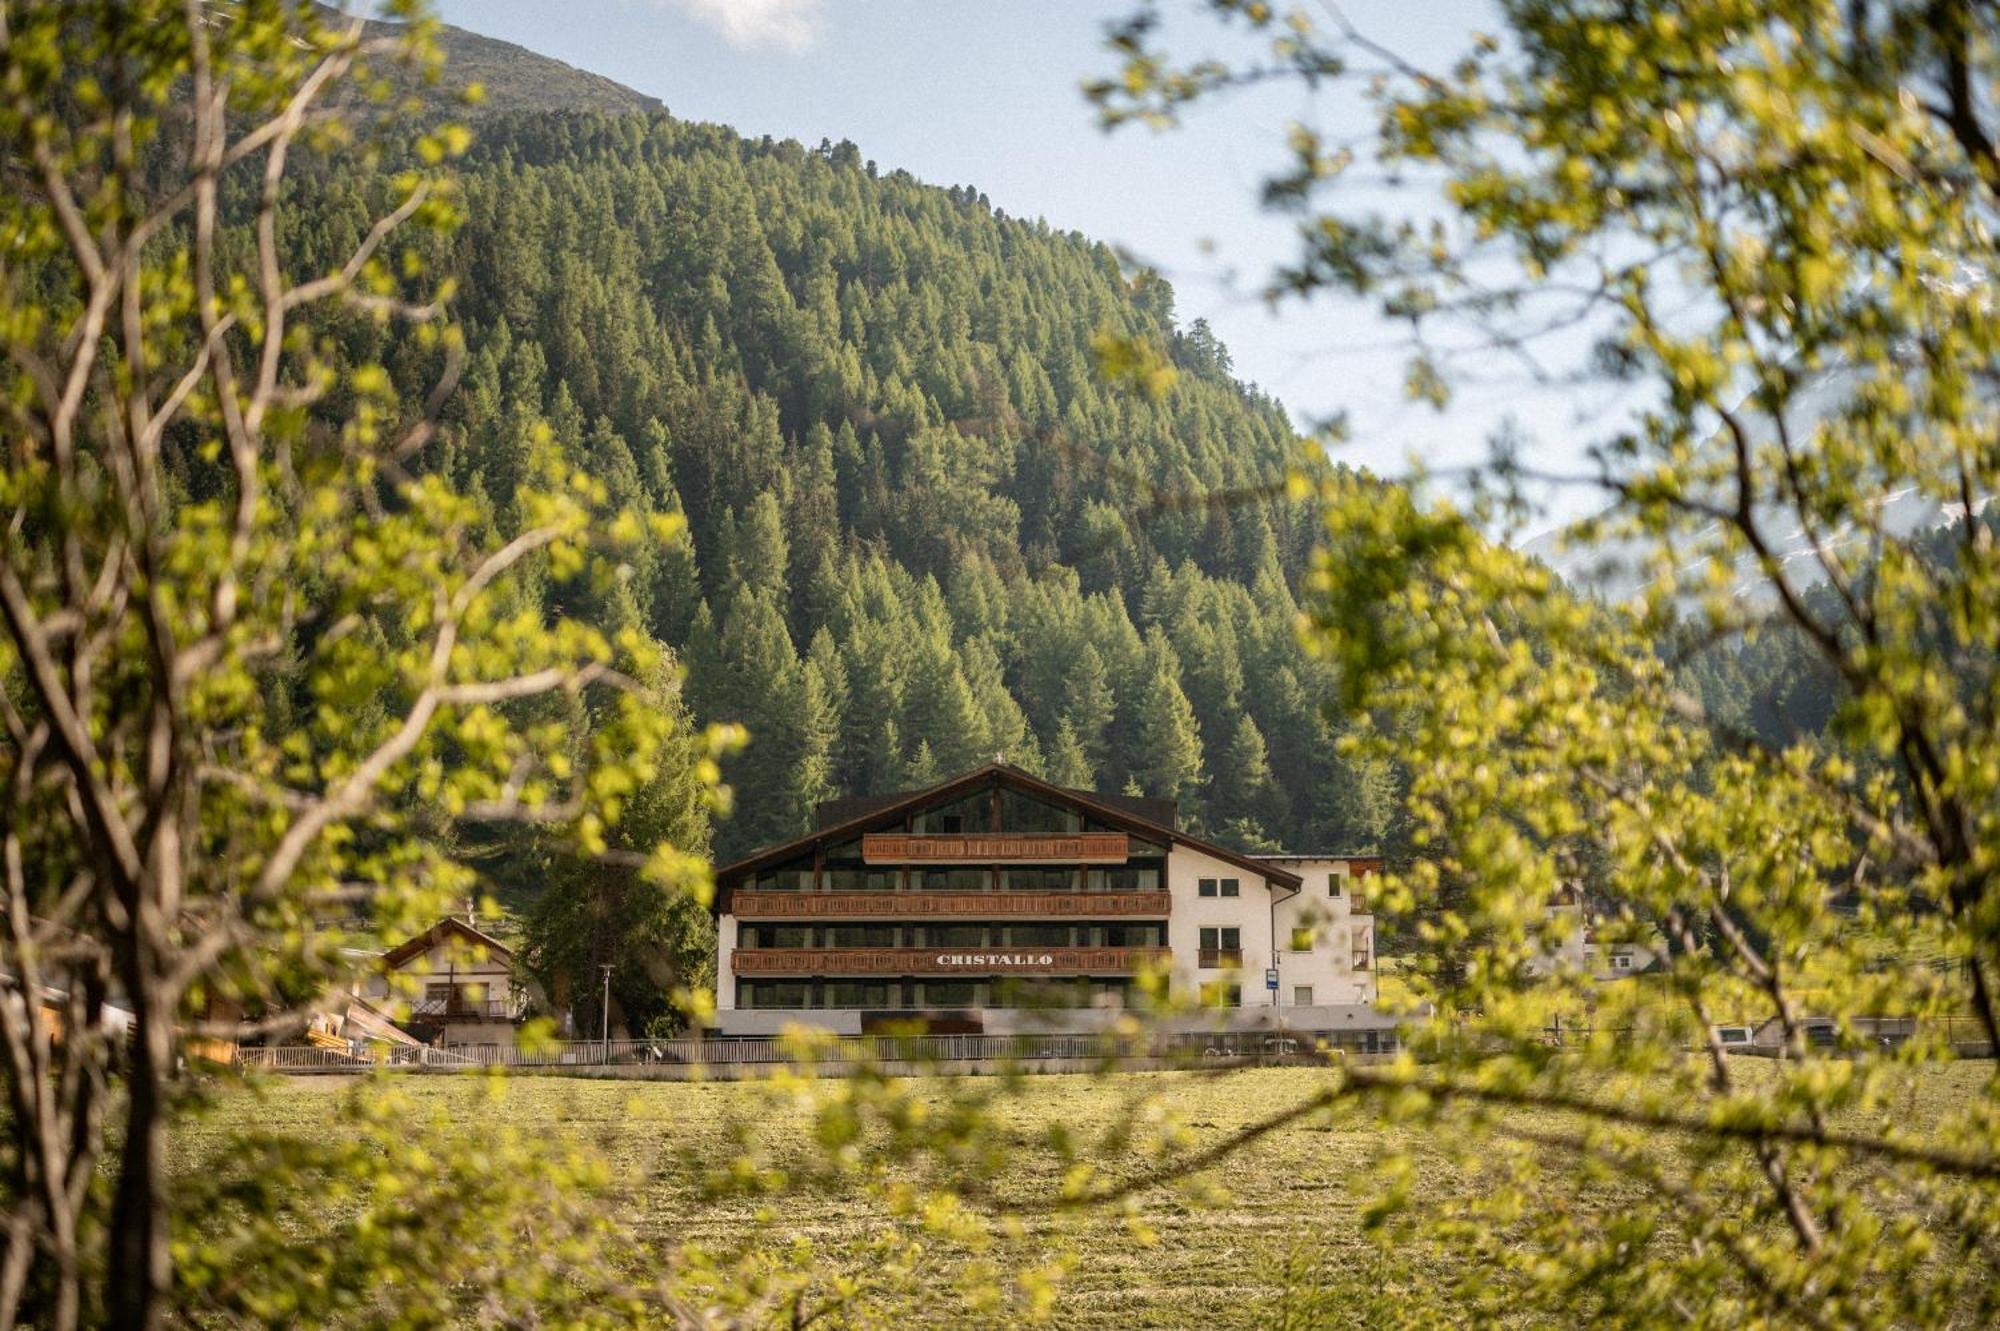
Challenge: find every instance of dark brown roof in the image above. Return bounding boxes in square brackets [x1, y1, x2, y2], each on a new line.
[718, 762, 1301, 906]
[380, 917, 514, 970]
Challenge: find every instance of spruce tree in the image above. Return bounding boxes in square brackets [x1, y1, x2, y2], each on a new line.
[1130, 630, 1205, 808]
[1215, 711, 1281, 842]
[1044, 718, 1094, 790]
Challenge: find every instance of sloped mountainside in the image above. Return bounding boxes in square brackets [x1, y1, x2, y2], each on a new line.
[431, 21, 663, 116]
[312, 18, 1396, 864]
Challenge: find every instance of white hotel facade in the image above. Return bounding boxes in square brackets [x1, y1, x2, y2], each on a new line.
[710, 762, 1386, 1038]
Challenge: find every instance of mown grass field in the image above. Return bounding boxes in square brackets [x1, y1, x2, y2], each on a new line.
[171, 1062, 1991, 1328]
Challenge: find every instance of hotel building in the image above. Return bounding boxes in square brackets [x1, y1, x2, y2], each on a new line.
[710, 762, 1381, 1037]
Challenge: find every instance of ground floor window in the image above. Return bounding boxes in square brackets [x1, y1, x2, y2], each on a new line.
[824, 981, 896, 1009]
[915, 980, 981, 1007]
[1198, 979, 1242, 1008]
[739, 981, 811, 1010]
[1293, 985, 1314, 1006]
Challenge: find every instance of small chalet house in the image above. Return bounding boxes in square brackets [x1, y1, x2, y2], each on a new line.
[710, 762, 1386, 1037]
[1531, 902, 1664, 982]
[358, 917, 527, 1046]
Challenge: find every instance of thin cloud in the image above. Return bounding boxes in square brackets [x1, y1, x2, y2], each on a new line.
[658, 0, 823, 53]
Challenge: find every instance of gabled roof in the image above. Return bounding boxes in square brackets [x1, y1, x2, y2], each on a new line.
[380, 917, 514, 971]
[716, 762, 1302, 901]
[1249, 853, 1383, 868]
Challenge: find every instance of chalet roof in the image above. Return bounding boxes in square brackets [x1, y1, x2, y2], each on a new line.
[1248, 853, 1383, 866]
[380, 917, 514, 971]
[717, 762, 1302, 900]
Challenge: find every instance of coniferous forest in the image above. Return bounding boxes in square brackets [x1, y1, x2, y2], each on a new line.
[244, 71, 1882, 1022]
[337, 108, 1399, 867]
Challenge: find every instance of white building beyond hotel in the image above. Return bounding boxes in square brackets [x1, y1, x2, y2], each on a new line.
[710, 763, 1386, 1038]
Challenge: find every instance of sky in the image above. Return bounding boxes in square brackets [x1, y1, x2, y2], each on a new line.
[431, 0, 1627, 530]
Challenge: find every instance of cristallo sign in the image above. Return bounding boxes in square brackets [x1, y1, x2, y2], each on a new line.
[935, 952, 1054, 968]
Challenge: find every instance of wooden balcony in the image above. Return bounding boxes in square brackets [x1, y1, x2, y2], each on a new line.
[411, 997, 524, 1021]
[861, 832, 1129, 864]
[730, 890, 1172, 921]
[731, 946, 1169, 977]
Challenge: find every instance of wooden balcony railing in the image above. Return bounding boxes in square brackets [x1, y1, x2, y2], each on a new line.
[861, 832, 1129, 864]
[732, 946, 1169, 977]
[411, 997, 523, 1021]
[730, 890, 1171, 920]
[1197, 948, 1243, 969]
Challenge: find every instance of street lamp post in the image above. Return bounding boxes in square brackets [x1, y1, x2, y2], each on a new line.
[600, 963, 613, 1060]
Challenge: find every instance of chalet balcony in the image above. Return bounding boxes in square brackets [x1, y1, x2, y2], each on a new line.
[1197, 948, 1243, 969]
[732, 946, 1169, 977]
[729, 889, 1172, 921]
[411, 996, 524, 1021]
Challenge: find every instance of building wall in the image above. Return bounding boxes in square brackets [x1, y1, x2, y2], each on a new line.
[716, 847, 1377, 1019]
[1267, 859, 1377, 1008]
[1164, 845, 1282, 1005]
[358, 937, 514, 1006]
[716, 914, 738, 1013]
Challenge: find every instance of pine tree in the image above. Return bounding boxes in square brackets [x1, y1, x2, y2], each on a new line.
[1130, 630, 1205, 807]
[1044, 717, 1094, 789]
[1215, 711, 1280, 841]
[902, 638, 990, 774]
[903, 738, 940, 788]
[1061, 642, 1117, 773]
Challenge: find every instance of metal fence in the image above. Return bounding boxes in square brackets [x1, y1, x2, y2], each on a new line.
[235, 1026, 1402, 1074]
[236, 1014, 1997, 1076]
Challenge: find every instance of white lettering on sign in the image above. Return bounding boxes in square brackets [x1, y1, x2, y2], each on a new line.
[933, 953, 1055, 968]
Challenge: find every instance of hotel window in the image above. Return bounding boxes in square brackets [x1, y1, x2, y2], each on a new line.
[911, 793, 988, 834]
[1093, 866, 1160, 892]
[1289, 926, 1316, 952]
[750, 861, 813, 892]
[1219, 878, 1240, 897]
[1096, 922, 1165, 947]
[1198, 878, 1218, 897]
[824, 924, 897, 948]
[742, 981, 810, 1010]
[921, 924, 987, 948]
[917, 980, 980, 1008]
[743, 925, 813, 949]
[1005, 866, 1078, 892]
[919, 867, 987, 892]
[1198, 927, 1241, 968]
[1294, 985, 1314, 1006]
[1328, 872, 1342, 898]
[1198, 979, 1242, 1008]
[998, 789, 1082, 834]
[999, 978, 1093, 1009]
[824, 865, 899, 892]
[1007, 924, 1072, 947]
[825, 981, 895, 1009]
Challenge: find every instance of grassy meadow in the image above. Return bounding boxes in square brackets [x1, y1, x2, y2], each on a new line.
[171, 1063, 1992, 1328]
